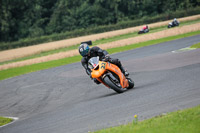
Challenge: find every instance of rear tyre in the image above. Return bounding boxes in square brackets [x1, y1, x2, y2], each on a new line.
[103, 76, 126, 93]
[127, 78, 134, 89]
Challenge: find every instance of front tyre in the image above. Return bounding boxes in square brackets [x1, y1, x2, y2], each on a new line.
[103, 76, 126, 93]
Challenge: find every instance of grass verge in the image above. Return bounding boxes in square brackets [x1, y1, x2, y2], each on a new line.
[0, 30, 200, 81]
[93, 105, 200, 133]
[0, 19, 200, 65]
[191, 42, 200, 48]
[0, 116, 13, 126]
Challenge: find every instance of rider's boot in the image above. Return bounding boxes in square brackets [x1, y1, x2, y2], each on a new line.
[119, 65, 129, 77]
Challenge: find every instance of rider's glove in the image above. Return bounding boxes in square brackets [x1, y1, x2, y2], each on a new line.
[102, 55, 110, 62]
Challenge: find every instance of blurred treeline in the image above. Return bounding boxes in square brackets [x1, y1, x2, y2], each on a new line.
[0, 0, 199, 44]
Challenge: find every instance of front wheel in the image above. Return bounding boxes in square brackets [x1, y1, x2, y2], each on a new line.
[138, 30, 144, 34]
[103, 76, 126, 93]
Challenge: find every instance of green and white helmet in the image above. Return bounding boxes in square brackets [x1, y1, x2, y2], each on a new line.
[79, 43, 90, 57]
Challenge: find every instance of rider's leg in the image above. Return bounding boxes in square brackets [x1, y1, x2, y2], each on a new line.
[109, 58, 129, 76]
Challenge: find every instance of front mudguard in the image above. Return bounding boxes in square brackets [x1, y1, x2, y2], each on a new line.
[103, 74, 126, 93]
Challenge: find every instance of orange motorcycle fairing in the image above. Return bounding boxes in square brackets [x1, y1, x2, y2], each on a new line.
[91, 61, 129, 89]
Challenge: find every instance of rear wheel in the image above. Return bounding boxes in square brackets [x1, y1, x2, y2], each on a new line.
[103, 76, 126, 93]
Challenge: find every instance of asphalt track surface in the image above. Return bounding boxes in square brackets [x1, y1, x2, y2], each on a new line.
[0, 35, 200, 133]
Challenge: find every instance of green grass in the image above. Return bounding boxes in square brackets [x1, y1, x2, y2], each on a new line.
[0, 30, 200, 81]
[93, 105, 200, 133]
[0, 19, 200, 65]
[191, 42, 200, 48]
[0, 116, 13, 126]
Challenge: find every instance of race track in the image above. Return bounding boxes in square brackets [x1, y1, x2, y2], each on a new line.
[0, 35, 200, 133]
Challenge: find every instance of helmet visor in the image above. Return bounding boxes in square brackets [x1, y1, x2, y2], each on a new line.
[81, 49, 89, 57]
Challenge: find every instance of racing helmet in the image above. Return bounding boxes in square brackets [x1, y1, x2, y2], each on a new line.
[79, 43, 90, 57]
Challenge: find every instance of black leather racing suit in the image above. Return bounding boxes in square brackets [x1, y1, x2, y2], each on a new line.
[81, 46, 126, 83]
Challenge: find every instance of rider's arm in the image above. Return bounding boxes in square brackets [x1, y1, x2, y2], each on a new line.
[92, 46, 109, 58]
[81, 57, 91, 76]
[99, 49, 109, 57]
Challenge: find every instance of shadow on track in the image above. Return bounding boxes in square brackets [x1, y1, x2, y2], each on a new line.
[84, 92, 119, 102]
[96, 92, 119, 99]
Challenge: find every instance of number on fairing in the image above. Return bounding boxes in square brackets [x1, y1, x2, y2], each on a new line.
[101, 63, 106, 69]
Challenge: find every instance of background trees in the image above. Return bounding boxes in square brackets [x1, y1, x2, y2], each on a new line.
[0, 0, 199, 42]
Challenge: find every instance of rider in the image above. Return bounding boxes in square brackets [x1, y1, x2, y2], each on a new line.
[172, 18, 178, 25]
[79, 43, 129, 84]
[142, 25, 148, 30]
[142, 25, 149, 32]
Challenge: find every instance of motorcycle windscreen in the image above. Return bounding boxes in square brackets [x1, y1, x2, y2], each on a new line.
[88, 57, 99, 69]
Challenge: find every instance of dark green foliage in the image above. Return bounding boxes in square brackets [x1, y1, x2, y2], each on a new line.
[0, 0, 200, 50]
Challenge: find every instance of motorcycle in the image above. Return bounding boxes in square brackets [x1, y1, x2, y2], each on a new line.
[138, 28, 149, 34]
[88, 56, 134, 93]
[168, 21, 179, 28]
